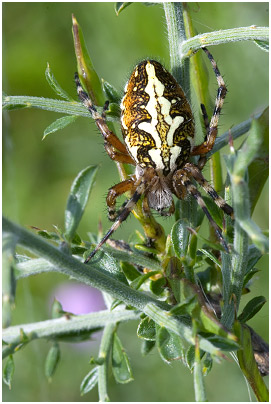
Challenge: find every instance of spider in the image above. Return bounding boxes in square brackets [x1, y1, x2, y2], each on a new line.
[75, 47, 234, 263]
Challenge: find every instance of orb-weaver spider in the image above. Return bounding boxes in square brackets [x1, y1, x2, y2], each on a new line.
[75, 47, 234, 263]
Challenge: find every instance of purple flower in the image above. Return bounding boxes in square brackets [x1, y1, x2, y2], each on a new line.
[51, 282, 106, 315]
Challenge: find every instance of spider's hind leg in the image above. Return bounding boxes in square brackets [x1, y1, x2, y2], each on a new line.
[173, 168, 230, 252]
[200, 103, 210, 136]
[185, 163, 234, 219]
[191, 47, 227, 158]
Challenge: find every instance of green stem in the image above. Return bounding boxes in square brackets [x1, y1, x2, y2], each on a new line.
[181, 26, 269, 57]
[98, 324, 115, 402]
[208, 112, 263, 157]
[193, 335, 206, 402]
[2, 309, 139, 359]
[3, 217, 168, 312]
[163, 3, 190, 96]
[144, 303, 223, 357]
[3, 95, 119, 121]
[3, 218, 229, 358]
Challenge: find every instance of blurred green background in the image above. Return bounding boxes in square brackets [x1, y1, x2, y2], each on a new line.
[3, 2, 268, 402]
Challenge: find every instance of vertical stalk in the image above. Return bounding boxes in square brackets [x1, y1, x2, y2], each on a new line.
[97, 323, 116, 402]
[193, 335, 207, 401]
[183, 3, 223, 194]
[164, 3, 198, 259]
[163, 3, 190, 97]
[221, 151, 250, 329]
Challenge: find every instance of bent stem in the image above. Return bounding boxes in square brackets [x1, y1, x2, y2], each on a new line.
[3, 216, 168, 313]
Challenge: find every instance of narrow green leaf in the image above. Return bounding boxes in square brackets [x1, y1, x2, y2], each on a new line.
[238, 296, 266, 323]
[112, 333, 133, 384]
[101, 79, 122, 104]
[200, 334, 240, 351]
[171, 219, 190, 258]
[234, 321, 269, 401]
[198, 248, 221, 268]
[43, 115, 78, 139]
[202, 196, 223, 229]
[141, 339, 155, 356]
[189, 230, 226, 252]
[247, 108, 268, 213]
[130, 271, 160, 290]
[103, 101, 121, 119]
[115, 2, 132, 15]
[254, 40, 269, 52]
[54, 330, 98, 343]
[169, 296, 198, 317]
[3, 355, 15, 389]
[144, 302, 225, 357]
[243, 268, 260, 288]
[157, 327, 184, 364]
[101, 245, 162, 272]
[245, 244, 263, 275]
[202, 353, 213, 376]
[88, 251, 128, 284]
[137, 317, 156, 341]
[80, 366, 99, 395]
[64, 165, 98, 241]
[34, 229, 60, 241]
[185, 345, 196, 371]
[150, 277, 166, 296]
[71, 232, 82, 245]
[45, 63, 73, 100]
[121, 262, 141, 281]
[72, 15, 104, 106]
[51, 299, 63, 319]
[45, 343, 61, 380]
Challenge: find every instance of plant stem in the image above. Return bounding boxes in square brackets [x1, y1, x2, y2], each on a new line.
[98, 324, 115, 402]
[208, 111, 263, 156]
[193, 335, 206, 402]
[180, 26, 269, 57]
[2, 309, 139, 359]
[3, 217, 168, 312]
[163, 2, 190, 96]
[3, 95, 119, 121]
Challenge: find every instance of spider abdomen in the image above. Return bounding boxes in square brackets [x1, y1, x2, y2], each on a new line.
[120, 60, 194, 175]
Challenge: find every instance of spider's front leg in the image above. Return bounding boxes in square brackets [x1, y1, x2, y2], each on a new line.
[75, 73, 132, 160]
[84, 176, 149, 263]
[191, 47, 227, 159]
[106, 177, 136, 221]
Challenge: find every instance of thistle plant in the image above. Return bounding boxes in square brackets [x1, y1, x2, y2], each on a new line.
[3, 3, 269, 402]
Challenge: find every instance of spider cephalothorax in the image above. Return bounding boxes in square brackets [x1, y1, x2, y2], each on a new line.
[75, 47, 233, 263]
